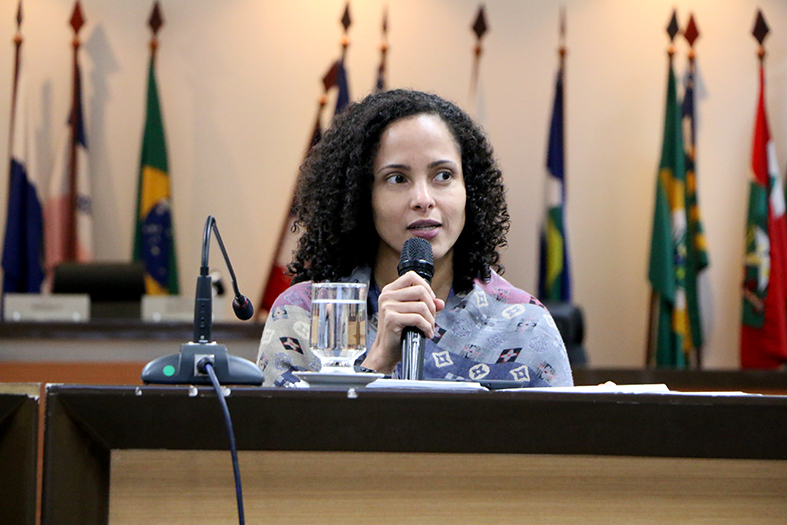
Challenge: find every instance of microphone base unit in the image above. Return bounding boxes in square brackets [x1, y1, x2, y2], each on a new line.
[141, 342, 264, 386]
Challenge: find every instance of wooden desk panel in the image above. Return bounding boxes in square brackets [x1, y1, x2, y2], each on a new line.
[42, 385, 787, 524]
[109, 450, 787, 524]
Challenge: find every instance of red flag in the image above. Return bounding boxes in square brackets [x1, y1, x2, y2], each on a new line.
[257, 111, 322, 315]
[740, 64, 787, 368]
[257, 59, 351, 317]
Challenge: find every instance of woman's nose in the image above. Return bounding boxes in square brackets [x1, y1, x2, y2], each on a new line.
[411, 180, 435, 210]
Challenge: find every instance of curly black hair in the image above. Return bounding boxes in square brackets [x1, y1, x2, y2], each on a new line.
[288, 89, 509, 293]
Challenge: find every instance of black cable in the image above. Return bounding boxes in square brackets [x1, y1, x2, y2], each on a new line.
[204, 361, 246, 525]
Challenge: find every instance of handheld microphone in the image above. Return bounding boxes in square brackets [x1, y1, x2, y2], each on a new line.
[141, 215, 263, 385]
[397, 237, 434, 380]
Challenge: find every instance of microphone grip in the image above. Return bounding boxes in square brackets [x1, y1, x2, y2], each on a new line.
[401, 327, 425, 380]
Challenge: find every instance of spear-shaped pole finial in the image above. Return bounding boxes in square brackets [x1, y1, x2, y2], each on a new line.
[148, 1, 164, 57]
[472, 4, 487, 60]
[340, 2, 352, 59]
[470, 4, 487, 101]
[684, 13, 699, 65]
[666, 9, 679, 64]
[70, 1, 85, 50]
[752, 9, 769, 62]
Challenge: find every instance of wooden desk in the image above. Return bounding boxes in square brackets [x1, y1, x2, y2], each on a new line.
[43, 385, 787, 524]
[0, 384, 39, 525]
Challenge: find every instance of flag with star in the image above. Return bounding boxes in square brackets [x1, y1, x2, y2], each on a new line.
[647, 11, 689, 367]
[132, 1, 179, 295]
[740, 10, 787, 369]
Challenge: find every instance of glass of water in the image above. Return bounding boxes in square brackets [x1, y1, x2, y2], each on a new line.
[310, 282, 367, 374]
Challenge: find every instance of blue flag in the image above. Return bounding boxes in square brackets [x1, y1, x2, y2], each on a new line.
[2, 62, 45, 294]
[334, 59, 350, 115]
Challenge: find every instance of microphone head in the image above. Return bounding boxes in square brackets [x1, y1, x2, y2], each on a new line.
[232, 295, 254, 320]
[397, 237, 434, 283]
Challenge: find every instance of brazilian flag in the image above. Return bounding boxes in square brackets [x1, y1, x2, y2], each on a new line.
[538, 62, 571, 302]
[648, 64, 689, 367]
[133, 56, 178, 295]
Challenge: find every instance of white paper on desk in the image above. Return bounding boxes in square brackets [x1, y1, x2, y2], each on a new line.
[519, 383, 672, 394]
[522, 384, 763, 396]
[365, 378, 486, 392]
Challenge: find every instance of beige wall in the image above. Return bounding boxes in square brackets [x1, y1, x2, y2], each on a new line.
[0, 0, 786, 368]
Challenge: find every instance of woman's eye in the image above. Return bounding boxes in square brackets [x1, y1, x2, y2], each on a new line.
[435, 171, 452, 181]
[386, 174, 406, 184]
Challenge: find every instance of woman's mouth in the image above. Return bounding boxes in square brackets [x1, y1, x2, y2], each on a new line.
[408, 220, 441, 239]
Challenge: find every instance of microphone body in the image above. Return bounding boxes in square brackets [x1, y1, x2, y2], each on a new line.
[398, 237, 434, 380]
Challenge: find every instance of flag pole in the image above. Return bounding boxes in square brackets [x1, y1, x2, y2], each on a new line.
[9, 0, 22, 145]
[65, 1, 85, 261]
[558, 6, 566, 68]
[375, 6, 388, 93]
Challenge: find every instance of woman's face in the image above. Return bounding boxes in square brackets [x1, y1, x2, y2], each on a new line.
[371, 113, 466, 267]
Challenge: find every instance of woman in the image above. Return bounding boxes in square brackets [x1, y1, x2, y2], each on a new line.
[257, 89, 573, 387]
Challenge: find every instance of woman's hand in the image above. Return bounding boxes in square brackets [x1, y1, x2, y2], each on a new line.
[361, 271, 445, 374]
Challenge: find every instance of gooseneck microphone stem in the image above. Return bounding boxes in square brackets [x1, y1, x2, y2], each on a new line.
[194, 216, 254, 343]
[202, 216, 243, 300]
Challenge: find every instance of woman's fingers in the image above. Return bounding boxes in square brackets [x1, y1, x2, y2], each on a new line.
[366, 271, 442, 372]
[379, 302, 436, 338]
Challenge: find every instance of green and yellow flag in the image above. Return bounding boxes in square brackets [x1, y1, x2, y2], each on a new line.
[132, 48, 178, 295]
[647, 63, 689, 367]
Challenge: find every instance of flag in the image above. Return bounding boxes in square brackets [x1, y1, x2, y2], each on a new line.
[740, 64, 787, 369]
[334, 59, 350, 115]
[44, 24, 92, 273]
[258, 61, 350, 316]
[2, 16, 45, 294]
[132, 54, 179, 295]
[258, 115, 322, 314]
[647, 64, 689, 368]
[681, 58, 709, 363]
[538, 61, 571, 302]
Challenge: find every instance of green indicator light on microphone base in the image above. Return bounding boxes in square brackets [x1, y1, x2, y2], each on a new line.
[163, 365, 176, 377]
